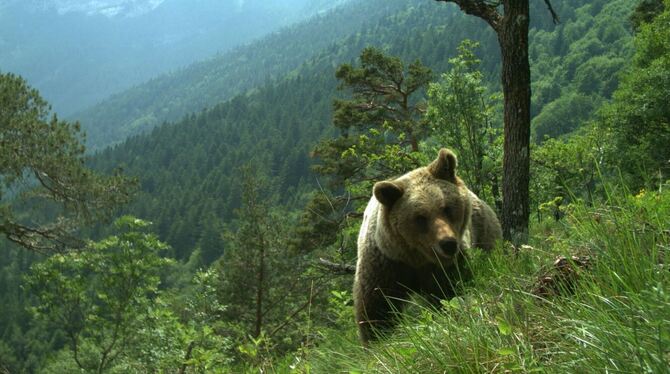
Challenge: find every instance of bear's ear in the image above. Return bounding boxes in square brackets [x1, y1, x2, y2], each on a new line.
[374, 181, 404, 207]
[428, 148, 458, 181]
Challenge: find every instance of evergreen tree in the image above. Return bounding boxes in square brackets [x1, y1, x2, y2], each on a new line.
[313, 46, 432, 189]
[0, 73, 134, 253]
[216, 164, 313, 362]
[299, 48, 432, 258]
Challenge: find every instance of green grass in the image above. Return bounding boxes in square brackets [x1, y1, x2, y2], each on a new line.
[298, 186, 670, 373]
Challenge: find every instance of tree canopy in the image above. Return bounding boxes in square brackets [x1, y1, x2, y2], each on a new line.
[0, 72, 134, 253]
[600, 0, 670, 187]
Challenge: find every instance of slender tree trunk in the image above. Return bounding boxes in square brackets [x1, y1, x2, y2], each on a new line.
[254, 242, 265, 338]
[499, 1, 531, 244]
[179, 341, 195, 374]
[486, 113, 502, 215]
[491, 171, 502, 215]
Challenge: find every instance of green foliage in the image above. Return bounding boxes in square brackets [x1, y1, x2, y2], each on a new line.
[0, 72, 135, 253]
[26, 216, 171, 372]
[314, 46, 432, 189]
[533, 91, 600, 141]
[426, 40, 502, 203]
[598, 0, 670, 189]
[169, 269, 232, 372]
[630, 0, 665, 31]
[25, 217, 233, 373]
[531, 125, 608, 211]
[215, 164, 315, 365]
[530, 0, 635, 138]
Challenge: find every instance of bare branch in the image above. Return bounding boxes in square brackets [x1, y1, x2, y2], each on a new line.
[1, 220, 85, 253]
[318, 258, 356, 274]
[543, 0, 560, 24]
[68, 329, 86, 371]
[267, 281, 325, 338]
[434, 0, 502, 32]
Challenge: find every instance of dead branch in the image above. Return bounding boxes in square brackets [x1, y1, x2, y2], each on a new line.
[543, 0, 560, 24]
[267, 281, 326, 338]
[434, 0, 502, 31]
[318, 258, 356, 274]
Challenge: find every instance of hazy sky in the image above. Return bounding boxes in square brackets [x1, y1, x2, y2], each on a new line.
[44, 0, 166, 17]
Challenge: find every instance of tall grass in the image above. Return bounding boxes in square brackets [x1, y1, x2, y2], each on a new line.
[304, 186, 669, 373]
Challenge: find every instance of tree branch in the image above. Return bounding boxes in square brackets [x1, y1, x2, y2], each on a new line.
[434, 0, 502, 32]
[68, 329, 85, 371]
[543, 0, 560, 24]
[267, 281, 325, 338]
[178, 341, 195, 374]
[318, 258, 356, 274]
[1, 220, 85, 253]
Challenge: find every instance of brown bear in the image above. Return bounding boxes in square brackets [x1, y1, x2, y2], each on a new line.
[354, 148, 502, 343]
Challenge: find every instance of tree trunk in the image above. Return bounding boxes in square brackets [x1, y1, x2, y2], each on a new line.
[254, 243, 265, 338]
[178, 341, 195, 374]
[499, 1, 531, 244]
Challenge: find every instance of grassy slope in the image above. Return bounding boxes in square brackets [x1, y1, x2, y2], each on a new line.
[298, 186, 669, 373]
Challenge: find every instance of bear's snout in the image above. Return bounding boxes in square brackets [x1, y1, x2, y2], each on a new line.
[438, 238, 459, 256]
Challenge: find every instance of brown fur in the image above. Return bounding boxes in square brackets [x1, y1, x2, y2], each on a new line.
[354, 149, 502, 343]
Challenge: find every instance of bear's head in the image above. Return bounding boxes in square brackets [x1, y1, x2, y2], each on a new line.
[373, 148, 472, 268]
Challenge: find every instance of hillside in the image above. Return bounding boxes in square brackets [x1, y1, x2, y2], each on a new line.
[87, 0, 489, 259]
[73, 0, 416, 149]
[0, 0, 339, 116]
[74, 0, 634, 150]
[89, 0, 634, 261]
[2, 0, 661, 372]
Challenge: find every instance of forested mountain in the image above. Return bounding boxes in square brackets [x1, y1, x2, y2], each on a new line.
[3, 0, 662, 372]
[73, 0, 635, 150]
[89, 0, 634, 261]
[0, 0, 341, 116]
[73, 0, 412, 149]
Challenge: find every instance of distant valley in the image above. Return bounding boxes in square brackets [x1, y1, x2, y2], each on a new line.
[0, 0, 345, 116]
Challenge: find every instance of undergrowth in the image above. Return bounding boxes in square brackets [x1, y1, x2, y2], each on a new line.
[297, 185, 670, 373]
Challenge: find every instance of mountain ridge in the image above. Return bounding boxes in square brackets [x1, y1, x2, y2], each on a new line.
[74, 0, 408, 149]
[0, 0, 341, 115]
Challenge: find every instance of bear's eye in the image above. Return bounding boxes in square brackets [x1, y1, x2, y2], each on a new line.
[443, 206, 454, 219]
[414, 215, 428, 230]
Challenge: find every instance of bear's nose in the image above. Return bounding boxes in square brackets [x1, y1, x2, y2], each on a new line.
[439, 238, 459, 256]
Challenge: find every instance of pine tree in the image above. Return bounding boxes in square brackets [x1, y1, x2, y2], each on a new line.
[0, 73, 135, 253]
[312, 46, 432, 189]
